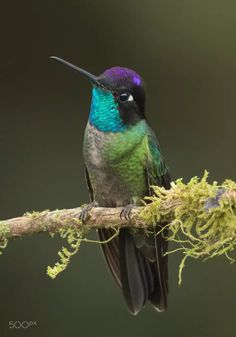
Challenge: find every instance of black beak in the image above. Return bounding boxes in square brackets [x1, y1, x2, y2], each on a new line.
[50, 56, 105, 89]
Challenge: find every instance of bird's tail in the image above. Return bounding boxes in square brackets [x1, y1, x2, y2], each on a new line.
[98, 227, 168, 314]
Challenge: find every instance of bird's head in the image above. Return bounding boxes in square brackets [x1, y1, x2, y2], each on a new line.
[51, 57, 146, 132]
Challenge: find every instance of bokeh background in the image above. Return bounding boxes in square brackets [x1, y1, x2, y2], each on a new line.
[1, 0, 236, 336]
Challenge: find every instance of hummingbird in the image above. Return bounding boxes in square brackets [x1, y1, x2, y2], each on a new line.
[51, 56, 171, 315]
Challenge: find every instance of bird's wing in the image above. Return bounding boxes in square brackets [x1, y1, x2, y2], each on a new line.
[145, 130, 171, 190]
[143, 130, 171, 311]
[85, 167, 122, 288]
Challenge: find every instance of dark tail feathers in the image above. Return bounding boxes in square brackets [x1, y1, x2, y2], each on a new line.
[119, 228, 168, 314]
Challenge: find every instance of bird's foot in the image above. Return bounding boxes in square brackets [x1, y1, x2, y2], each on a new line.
[79, 201, 98, 223]
[120, 204, 135, 221]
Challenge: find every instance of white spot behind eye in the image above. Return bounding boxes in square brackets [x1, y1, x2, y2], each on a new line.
[127, 94, 134, 101]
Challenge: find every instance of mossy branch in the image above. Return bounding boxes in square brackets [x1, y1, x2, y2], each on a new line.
[1, 171, 236, 282]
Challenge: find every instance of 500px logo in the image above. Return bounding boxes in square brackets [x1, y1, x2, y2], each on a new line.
[8, 321, 37, 329]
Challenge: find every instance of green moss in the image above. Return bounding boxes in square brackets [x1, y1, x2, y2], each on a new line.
[23, 210, 45, 217]
[47, 224, 120, 279]
[47, 225, 85, 279]
[1, 171, 236, 285]
[141, 171, 236, 284]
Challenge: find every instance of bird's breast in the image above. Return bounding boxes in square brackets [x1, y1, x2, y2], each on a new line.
[83, 121, 149, 206]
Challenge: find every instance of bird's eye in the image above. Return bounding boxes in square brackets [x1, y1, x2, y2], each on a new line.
[119, 92, 134, 102]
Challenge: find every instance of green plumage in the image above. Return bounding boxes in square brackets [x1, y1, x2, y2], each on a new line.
[51, 57, 171, 314]
[80, 66, 171, 314]
[84, 120, 168, 206]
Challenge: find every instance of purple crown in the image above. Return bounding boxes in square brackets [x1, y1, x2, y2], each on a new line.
[99, 67, 142, 87]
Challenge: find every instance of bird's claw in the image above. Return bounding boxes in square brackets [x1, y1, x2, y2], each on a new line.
[120, 204, 135, 221]
[79, 201, 98, 223]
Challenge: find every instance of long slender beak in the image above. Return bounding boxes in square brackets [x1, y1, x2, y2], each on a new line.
[50, 56, 105, 89]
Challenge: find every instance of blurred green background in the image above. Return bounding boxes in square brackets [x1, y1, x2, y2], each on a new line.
[1, 0, 236, 336]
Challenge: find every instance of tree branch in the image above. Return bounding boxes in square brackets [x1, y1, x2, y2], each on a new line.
[0, 174, 235, 240]
[1, 172, 236, 282]
[1, 206, 144, 239]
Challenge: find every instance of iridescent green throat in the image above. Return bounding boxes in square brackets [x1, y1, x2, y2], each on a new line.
[89, 87, 127, 132]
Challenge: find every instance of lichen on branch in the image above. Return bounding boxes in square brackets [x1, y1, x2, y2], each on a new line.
[141, 171, 236, 283]
[0, 171, 236, 283]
